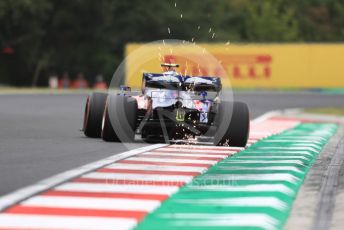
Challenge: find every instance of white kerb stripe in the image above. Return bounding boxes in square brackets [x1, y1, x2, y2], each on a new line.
[23, 195, 160, 212]
[0, 214, 136, 230]
[127, 157, 217, 164]
[106, 163, 208, 173]
[55, 182, 179, 195]
[82, 172, 193, 183]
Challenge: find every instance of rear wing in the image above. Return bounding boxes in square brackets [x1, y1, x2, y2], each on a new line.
[142, 73, 222, 92]
[184, 76, 222, 92]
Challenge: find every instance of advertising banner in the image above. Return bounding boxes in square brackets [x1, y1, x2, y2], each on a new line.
[125, 43, 344, 89]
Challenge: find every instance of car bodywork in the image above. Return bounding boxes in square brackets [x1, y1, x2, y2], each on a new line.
[125, 66, 222, 141]
[83, 63, 249, 146]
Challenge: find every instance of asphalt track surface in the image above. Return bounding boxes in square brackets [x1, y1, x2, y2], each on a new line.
[0, 92, 343, 196]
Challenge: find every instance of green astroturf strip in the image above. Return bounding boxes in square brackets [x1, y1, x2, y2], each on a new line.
[134, 123, 337, 230]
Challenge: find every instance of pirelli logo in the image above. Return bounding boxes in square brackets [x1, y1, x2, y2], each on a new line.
[164, 54, 272, 80]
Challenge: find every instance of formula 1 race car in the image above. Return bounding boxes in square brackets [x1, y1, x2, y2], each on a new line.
[83, 63, 250, 147]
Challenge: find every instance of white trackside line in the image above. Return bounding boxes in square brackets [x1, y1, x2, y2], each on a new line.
[156, 148, 235, 154]
[217, 166, 303, 173]
[106, 163, 208, 173]
[23, 195, 160, 212]
[187, 184, 295, 196]
[142, 152, 228, 158]
[0, 214, 136, 230]
[221, 160, 306, 166]
[202, 173, 300, 184]
[0, 144, 167, 211]
[159, 213, 278, 230]
[127, 157, 218, 165]
[55, 182, 179, 195]
[82, 172, 193, 183]
[174, 197, 287, 211]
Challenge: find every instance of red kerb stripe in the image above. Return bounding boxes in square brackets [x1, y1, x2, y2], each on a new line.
[118, 160, 213, 167]
[73, 177, 185, 187]
[135, 154, 223, 161]
[6, 205, 146, 221]
[41, 190, 168, 201]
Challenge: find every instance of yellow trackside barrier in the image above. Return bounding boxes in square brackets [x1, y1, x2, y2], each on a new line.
[125, 43, 344, 89]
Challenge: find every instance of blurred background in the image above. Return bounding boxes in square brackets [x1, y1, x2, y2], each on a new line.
[1, 0, 344, 89]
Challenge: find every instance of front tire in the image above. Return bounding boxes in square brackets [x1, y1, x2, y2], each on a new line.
[101, 94, 138, 142]
[83, 92, 108, 138]
[214, 101, 250, 147]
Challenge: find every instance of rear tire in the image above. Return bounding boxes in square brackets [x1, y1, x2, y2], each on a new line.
[101, 94, 138, 142]
[214, 101, 250, 147]
[83, 92, 108, 138]
[101, 102, 117, 142]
